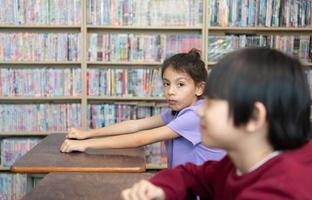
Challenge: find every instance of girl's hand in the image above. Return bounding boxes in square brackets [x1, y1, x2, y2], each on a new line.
[66, 128, 89, 140]
[121, 180, 165, 200]
[60, 139, 87, 153]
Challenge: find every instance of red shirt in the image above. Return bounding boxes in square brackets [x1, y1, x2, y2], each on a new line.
[150, 141, 312, 200]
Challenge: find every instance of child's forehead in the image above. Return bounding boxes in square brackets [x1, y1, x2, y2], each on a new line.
[163, 69, 192, 81]
[163, 66, 189, 76]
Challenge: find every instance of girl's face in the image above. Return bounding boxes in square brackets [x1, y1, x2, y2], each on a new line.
[162, 66, 204, 111]
[197, 98, 242, 150]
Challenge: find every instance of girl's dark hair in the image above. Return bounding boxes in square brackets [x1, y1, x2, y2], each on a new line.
[161, 49, 207, 94]
[206, 47, 311, 150]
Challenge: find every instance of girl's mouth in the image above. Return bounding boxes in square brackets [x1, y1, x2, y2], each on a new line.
[168, 100, 177, 105]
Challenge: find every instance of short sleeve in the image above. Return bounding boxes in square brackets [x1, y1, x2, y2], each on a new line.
[167, 110, 201, 145]
[161, 109, 172, 124]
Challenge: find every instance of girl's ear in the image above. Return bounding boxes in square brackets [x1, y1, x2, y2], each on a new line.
[245, 102, 267, 133]
[196, 81, 206, 96]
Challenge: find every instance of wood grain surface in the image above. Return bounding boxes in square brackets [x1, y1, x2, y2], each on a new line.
[11, 134, 146, 173]
[22, 172, 154, 200]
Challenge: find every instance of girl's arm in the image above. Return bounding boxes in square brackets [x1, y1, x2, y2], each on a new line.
[67, 115, 165, 139]
[60, 125, 178, 152]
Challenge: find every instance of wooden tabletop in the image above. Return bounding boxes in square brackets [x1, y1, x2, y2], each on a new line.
[22, 172, 154, 200]
[11, 133, 146, 173]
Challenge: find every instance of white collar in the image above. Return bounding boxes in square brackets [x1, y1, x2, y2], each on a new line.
[236, 151, 281, 176]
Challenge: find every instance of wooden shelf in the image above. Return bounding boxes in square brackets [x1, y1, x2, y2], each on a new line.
[0, 165, 10, 171]
[87, 25, 203, 31]
[87, 61, 163, 66]
[88, 96, 166, 101]
[207, 61, 312, 67]
[0, 97, 82, 101]
[0, 25, 81, 29]
[0, 61, 81, 65]
[208, 26, 312, 32]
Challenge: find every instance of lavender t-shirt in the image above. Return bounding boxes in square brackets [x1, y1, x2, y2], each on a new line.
[161, 99, 226, 168]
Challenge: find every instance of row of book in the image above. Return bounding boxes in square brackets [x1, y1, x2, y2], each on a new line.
[2, 0, 312, 28]
[3, 62, 312, 98]
[210, 0, 312, 27]
[145, 142, 167, 166]
[1, 138, 41, 166]
[0, 0, 81, 25]
[3, 32, 310, 63]
[87, 0, 203, 26]
[0, 103, 170, 132]
[0, 67, 82, 97]
[0, 32, 80, 61]
[88, 103, 168, 128]
[0, 66, 164, 97]
[87, 67, 163, 97]
[87, 33, 202, 62]
[208, 35, 312, 62]
[87, 102, 168, 166]
[0, 104, 81, 132]
[0, 173, 27, 200]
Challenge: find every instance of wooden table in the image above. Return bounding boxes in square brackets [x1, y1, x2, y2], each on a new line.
[11, 133, 146, 173]
[22, 172, 153, 200]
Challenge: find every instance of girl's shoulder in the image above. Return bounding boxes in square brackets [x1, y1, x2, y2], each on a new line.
[162, 100, 204, 122]
[179, 99, 204, 115]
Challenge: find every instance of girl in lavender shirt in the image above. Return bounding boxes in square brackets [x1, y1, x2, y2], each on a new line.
[60, 49, 226, 167]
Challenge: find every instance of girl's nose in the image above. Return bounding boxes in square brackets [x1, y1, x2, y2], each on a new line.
[168, 85, 176, 95]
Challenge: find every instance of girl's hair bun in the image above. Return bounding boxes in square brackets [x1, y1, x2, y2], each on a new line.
[188, 48, 201, 59]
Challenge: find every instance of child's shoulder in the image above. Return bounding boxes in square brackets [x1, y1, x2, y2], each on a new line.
[285, 140, 312, 163]
[269, 140, 312, 176]
[268, 141, 312, 196]
[179, 99, 204, 115]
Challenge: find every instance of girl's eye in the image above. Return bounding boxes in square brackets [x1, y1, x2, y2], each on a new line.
[177, 82, 185, 87]
[163, 82, 170, 87]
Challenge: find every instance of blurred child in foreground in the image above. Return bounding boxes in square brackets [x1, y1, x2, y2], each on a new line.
[122, 47, 312, 200]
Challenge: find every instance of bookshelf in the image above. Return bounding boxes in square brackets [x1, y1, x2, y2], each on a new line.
[83, 0, 206, 170]
[0, 3, 83, 199]
[206, 0, 312, 66]
[0, 0, 206, 180]
[0, 0, 311, 198]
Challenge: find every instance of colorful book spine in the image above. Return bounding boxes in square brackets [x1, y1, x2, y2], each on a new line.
[208, 35, 311, 62]
[1, 138, 41, 166]
[88, 33, 202, 62]
[87, 67, 162, 97]
[0, 173, 27, 200]
[0, 32, 81, 61]
[87, 0, 203, 26]
[209, 0, 312, 27]
[0, 0, 81, 25]
[0, 104, 81, 132]
[0, 67, 81, 97]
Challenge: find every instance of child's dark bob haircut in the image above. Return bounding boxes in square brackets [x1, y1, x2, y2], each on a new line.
[161, 49, 207, 98]
[206, 47, 311, 150]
